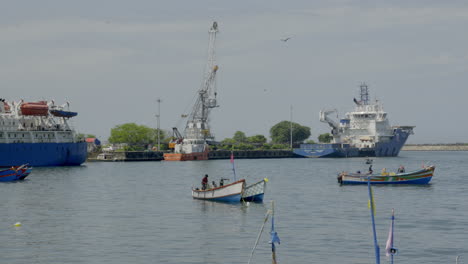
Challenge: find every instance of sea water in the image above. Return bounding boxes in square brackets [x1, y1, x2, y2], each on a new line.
[0, 151, 467, 263]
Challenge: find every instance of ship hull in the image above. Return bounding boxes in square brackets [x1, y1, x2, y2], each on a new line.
[294, 129, 411, 158]
[163, 151, 209, 161]
[0, 142, 88, 166]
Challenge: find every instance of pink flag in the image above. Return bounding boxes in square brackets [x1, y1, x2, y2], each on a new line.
[230, 152, 234, 163]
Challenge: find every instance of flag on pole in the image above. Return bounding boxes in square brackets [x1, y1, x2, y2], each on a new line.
[230, 151, 236, 181]
[270, 202, 280, 264]
[385, 209, 397, 257]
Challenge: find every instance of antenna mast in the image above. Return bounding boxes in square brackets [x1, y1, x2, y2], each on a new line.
[360, 83, 369, 105]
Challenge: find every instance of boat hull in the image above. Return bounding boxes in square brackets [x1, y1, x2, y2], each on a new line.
[164, 151, 208, 161]
[294, 128, 411, 158]
[192, 179, 245, 203]
[0, 165, 32, 182]
[242, 179, 267, 202]
[338, 165, 435, 185]
[0, 142, 87, 167]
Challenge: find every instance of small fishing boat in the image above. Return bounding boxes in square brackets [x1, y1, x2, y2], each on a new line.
[192, 179, 245, 203]
[242, 178, 268, 202]
[0, 164, 32, 182]
[366, 158, 373, 164]
[16, 165, 33, 180]
[337, 165, 435, 185]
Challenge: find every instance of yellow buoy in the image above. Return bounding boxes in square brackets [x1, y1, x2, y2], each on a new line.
[14, 222, 21, 227]
[264, 178, 269, 182]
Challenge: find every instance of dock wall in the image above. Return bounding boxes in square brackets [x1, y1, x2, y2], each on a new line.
[208, 150, 294, 159]
[402, 144, 468, 151]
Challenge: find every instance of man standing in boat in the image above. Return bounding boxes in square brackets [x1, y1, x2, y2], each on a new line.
[202, 174, 209, 190]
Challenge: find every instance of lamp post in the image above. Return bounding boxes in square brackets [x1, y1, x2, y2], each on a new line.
[156, 98, 162, 151]
[290, 105, 293, 149]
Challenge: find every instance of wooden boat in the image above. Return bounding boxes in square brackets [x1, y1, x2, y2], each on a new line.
[192, 179, 245, 203]
[50, 109, 78, 118]
[242, 178, 267, 202]
[337, 165, 435, 185]
[20, 101, 49, 116]
[0, 164, 32, 182]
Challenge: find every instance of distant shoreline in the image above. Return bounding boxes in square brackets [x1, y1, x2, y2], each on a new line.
[402, 144, 468, 151]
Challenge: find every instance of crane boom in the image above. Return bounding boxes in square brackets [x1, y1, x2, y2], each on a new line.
[184, 21, 219, 141]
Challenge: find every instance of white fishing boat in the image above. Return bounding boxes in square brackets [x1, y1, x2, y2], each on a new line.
[192, 179, 245, 203]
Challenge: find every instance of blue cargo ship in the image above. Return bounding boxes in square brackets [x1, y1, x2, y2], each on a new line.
[294, 84, 414, 158]
[0, 99, 87, 166]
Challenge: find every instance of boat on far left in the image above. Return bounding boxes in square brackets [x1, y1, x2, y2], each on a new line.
[0, 99, 87, 166]
[0, 164, 32, 182]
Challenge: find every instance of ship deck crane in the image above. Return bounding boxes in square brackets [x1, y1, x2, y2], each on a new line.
[319, 109, 340, 136]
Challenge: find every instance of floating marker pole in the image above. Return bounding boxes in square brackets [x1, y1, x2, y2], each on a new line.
[390, 209, 395, 264]
[367, 177, 380, 264]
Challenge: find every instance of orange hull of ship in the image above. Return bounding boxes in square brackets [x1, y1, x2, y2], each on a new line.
[163, 152, 209, 161]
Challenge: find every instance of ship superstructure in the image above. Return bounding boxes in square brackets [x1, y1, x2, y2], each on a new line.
[164, 22, 219, 161]
[294, 84, 414, 158]
[0, 99, 87, 166]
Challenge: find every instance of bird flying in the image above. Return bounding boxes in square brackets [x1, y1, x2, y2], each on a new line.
[280, 37, 291, 42]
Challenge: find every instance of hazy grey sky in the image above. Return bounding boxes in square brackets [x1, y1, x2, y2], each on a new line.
[1, 1, 467, 143]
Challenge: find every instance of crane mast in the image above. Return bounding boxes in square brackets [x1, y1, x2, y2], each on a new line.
[184, 21, 219, 141]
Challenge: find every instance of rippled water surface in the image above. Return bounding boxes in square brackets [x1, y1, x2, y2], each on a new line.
[1, 151, 467, 263]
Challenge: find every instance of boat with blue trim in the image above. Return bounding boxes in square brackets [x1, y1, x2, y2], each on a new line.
[293, 83, 414, 158]
[0, 164, 32, 182]
[337, 165, 435, 184]
[0, 99, 87, 166]
[242, 178, 267, 202]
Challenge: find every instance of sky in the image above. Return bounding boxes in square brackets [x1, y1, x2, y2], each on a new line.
[1, 1, 467, 144]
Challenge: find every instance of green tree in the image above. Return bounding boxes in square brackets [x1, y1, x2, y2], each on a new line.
[108, 123, 165, 146]
[269, 121, 311, 144]
[318, 133, 333, 143]
[233, 131, 247, 143]
[232, 143, 255, 150]
[76, 133, 96, 140]
[247, 134, 267, 144]
[305, 139, 317, 144]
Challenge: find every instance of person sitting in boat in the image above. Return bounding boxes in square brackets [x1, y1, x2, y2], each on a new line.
[381, 168, 388, 176]
[211, 181, 217, 188]
[368, 165, 373, 174]
[397, 165, 405, 173]
[201, 174, 209, 190]
[219, 178, 224, 187]
[356, 170, 361, 174]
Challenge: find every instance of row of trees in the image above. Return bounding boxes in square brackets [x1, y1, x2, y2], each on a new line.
[105, 121, 333, 151]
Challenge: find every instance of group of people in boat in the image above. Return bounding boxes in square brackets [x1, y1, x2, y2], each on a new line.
[352, 165, 405, 176]
[201, 174, 226, 190]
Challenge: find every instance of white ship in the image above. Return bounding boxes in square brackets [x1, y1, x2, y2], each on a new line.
[0, 99, 87, 166]
[294, 84, 414, 157]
